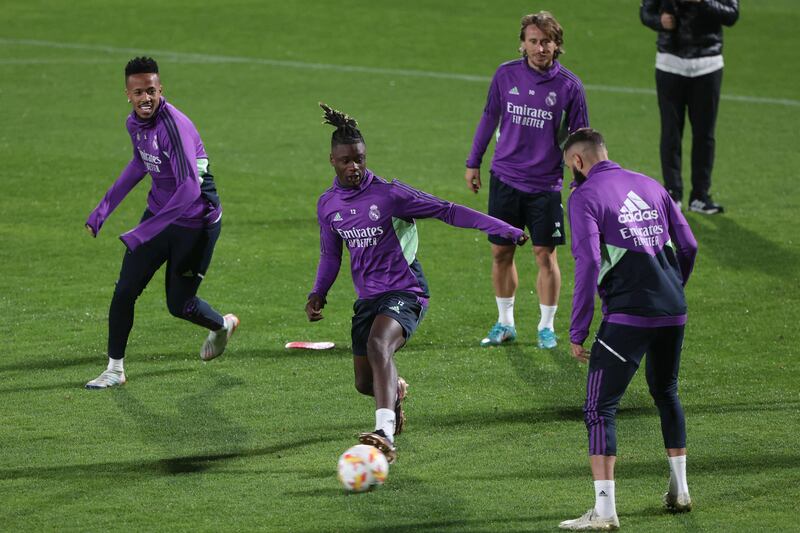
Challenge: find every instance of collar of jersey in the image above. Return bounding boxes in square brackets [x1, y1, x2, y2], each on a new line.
[523, 59, 561, 82]
[333, 169, 375, 197]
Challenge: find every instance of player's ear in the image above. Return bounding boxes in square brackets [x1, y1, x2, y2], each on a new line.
[329, 152, 335, 166]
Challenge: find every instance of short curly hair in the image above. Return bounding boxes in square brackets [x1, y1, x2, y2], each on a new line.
[125, 57, 159, 79]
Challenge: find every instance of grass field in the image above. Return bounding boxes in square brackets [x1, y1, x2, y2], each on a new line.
[2, 1, 799, 531]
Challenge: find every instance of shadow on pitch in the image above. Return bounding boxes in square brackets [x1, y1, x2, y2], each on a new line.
[689, 214, 800, 280]
[503, 342, 585, 390]
[347, 516, 560, 533]
[0, 435, 332, 480]
[0, 367, 195, 395]
[451, 450, 800, 482]
[0, 354, 99, 373]
[416, 399, 800, 431]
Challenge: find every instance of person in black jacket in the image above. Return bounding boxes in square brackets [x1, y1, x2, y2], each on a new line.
[641, 0, 739, 214]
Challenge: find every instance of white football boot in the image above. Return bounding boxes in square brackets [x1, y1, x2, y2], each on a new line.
[559, 508, 619, 531]
[201, 314, 240, 361]
[663, 491, 692, 513]
[85, 369, 127, 389]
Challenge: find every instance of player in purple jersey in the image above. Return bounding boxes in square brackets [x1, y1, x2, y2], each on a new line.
[306, 104, 528, 462]
[558, 129, 698, 531]
[465, 12, 588, 351]
[83, 57, 239, 389]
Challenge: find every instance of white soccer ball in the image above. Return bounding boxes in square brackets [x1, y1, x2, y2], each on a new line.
[336, 444, 389, 492]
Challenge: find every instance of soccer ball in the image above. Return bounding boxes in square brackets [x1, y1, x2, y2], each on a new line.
[336, 444, 389, 492]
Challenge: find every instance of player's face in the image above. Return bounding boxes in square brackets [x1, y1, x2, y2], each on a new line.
[330, 142, 367, 188]
[125, 73, 162, 120]
[521, 24, 556, 72]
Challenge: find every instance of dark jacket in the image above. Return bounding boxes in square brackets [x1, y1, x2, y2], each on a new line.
[640, 0, 739, 58]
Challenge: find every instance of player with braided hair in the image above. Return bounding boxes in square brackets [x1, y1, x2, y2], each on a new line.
[307, 103, 528, 462]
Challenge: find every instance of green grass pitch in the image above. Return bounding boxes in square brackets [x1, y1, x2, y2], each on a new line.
[1, 0, 799, 531]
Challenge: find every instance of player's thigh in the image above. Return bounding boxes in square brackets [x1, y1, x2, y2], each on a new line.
[588, 322, 651, 405]
[644, 325, 685, 394]
[166, 221, 221, 279]
[524, 191, 565, 247]
[488, 173, 525, 246]
[374, 292, 425, 346]
[351, 298, 378, 356]
[116, 230, 169, 293]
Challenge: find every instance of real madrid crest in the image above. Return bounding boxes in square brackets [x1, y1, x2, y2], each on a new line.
[368, 204, 380, 221]
[545, 91, 557, 107]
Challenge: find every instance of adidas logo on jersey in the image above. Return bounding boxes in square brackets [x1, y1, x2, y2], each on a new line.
[508, 86, 519, 95]
[333, 212, 343, 221]
[618, 190, 659, 223]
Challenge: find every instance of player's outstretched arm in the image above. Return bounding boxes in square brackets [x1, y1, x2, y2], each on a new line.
[85, 159, 147, 237]
[390, 180, 527, 243]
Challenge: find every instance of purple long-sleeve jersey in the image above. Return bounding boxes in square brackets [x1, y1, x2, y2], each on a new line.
[86, 97, 222, 251]
[467, 59, 588, 193]
[310, 170, 526, 301]
[568, 160, 698, 345]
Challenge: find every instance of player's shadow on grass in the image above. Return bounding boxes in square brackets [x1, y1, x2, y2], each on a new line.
[0, 354, 99, 373]
[346, 516, 570, 533]
[419, 399, 800, 430]
[0, 367, 195, 395]
[503, 342, 585, 390]
[0, 435, 332, 480]
[689, 214, 800, 280]
[451, 450, 800, 482]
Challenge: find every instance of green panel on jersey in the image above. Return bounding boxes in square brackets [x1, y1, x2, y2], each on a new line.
[598, 243, 627, 285]
[392, 217, 419, 265]
[196, 158, 210, 184]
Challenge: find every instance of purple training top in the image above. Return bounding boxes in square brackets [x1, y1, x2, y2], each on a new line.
[568, 160, 698, 345]
[310, 170, 526, 302]
[467, 59, 588, 193]
[86, 97, 222, 251]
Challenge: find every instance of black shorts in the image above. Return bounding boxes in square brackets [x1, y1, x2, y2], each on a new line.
[488, 172, 565, 247]
[351, 291, 427, 356]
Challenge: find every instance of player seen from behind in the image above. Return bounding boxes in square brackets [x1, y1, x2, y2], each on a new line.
[559, 128, 698, 530]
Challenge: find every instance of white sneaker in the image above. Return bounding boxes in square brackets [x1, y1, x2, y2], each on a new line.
[85, 369, 127, 389]
[664, 492, 692, 513]
[200, 314, 240, 361]
[559, 508, 619, 530]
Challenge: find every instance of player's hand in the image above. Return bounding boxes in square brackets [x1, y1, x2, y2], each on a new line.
[85, 224, 97, 237]
[571, 342, 589, 363]
[661, 13, 676, 30]
[515, 233, 530, 246]
[305, 294, 325, 322]
[465, 168, 481, 194]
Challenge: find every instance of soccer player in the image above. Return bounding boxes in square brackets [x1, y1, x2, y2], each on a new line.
[306, 103, 528, 463]
[465, 11, 588, 350]
[558, 128, 698, 530]
[84, 57, 238, 389]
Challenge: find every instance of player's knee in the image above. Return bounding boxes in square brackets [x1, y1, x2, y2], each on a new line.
[354, 376, 373, 396]
[492, 246, 515, 265]
[167, 295, 197, 319]
[366, 335, 393, 360]
[649, 382, 679, 407]
[112, 281, 143, 305]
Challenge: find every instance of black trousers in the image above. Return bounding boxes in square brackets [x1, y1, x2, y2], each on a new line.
[108, 214, 224, 358]
[656, 68, 723, 203]
[584, 322, 686, 456]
